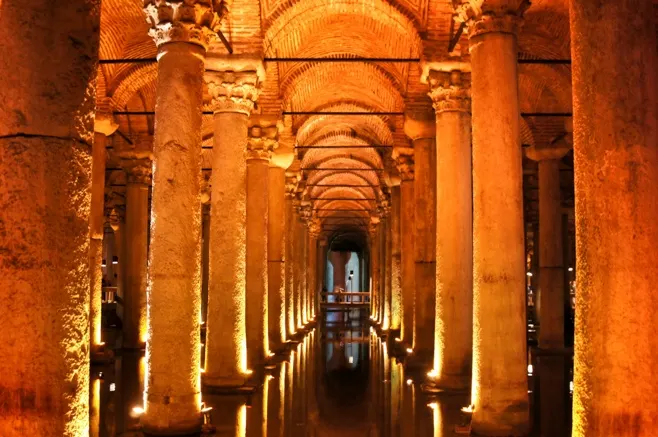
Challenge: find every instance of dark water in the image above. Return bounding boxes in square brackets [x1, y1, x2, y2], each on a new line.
[90, 309, 571, 436]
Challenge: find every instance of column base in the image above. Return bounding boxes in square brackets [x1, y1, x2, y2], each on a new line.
[201, 374, 250, 393]
[421, 376, 470, 394]
[90, 343, 115, 364]
[122, 342, 146, 351]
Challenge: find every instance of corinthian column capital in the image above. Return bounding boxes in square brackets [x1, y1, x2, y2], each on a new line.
[205, 70, 261, 115]
[428, 70, 471, 114]
[247, 118, 280, 161]
[143, 0, 227, 49]
[392, 147, 415, 181]
[455, 1, 526, 38]
[122, 157, 153, 186]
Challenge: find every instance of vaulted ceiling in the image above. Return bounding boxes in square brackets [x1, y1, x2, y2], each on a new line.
[100, 0, 574, 243]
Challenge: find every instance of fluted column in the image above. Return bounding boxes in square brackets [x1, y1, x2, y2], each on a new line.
[90, 115, 118, 361]
[246, 119, 278, 373]
[458, 2, 529, 433]
[405, 117, 436, 367]
[141, 2, 222, 432]
[525, 136, 572, 350]
[570, 1, 657, 435]
[426, 69, 473, 390]
[0, 1, 100, 434]
[389, 181, 402, 332]
[393, 148, 415, 347]
[121, 157, 151, 350]
[204, 69, 260, 387]
[284, 177, 298, 336]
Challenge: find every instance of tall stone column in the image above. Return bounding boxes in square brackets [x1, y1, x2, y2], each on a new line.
[90, 115, 118, 361]
[285, 176, 298, 336]
[457, 2, 529, 433]
[141, 2, 222, 433]
[570, 1, 657, 436]
[426, 69, 473, 390]
[247, 119, 278, 372]
[268, 162, 287, 351]
[203, 69, 259, 387]
[200, 203, 210, 326]
[121, 157, 151, 350]
[389, 182, 402, 332]
[109, 209, 126, 301]
[297, 211, 309, 325]
[525, 134, 571, 350]
[306, 221, 320, 321]
[0, 1, 100, 434]
[369, 219, 381, 322]
[292, 201, 304, 329]
[405, 117, 436, 367]
[393, 148, 415, 347]
[379, 210, 392, 329]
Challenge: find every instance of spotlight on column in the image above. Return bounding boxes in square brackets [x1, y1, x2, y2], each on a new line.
[112, 256, 119, 265]
[406, 348, 413, 354]
[526, 271, 533, 277]
[406, 379, 413, 386]
[394, 337, 401, 342]
[427, 369, 438, 378]
[101, 259, 107, 268]
[568, 267, 574, 272]
[460, 405, 474, 414]
[131, 406, 145, 417]
[527, 364, 533, 376]
[244, 369, 254, 376]
[427, 402, 438, 410]
[109, 383, 116, 392]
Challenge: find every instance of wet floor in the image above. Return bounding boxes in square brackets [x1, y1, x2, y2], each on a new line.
[90, 309, 572, 436]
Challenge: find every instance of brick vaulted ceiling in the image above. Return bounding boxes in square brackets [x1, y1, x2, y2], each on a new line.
[99, 0, 574, 239]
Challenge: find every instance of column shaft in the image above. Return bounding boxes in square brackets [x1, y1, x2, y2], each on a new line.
[293, 213, 303, 329]
[142, 43, 205, 434]
[538, 159, 564, 349]
[413, 137, 436, 364]
[370, 228, 381, 322]
[285, 195, 296, 336]
[400, 179, 415, 346]
[205, 110, 248, 386]
[306, 233, 317, 321]
[268, 166, 286, 349]
[90, 133, 107, 349]
[246, 155, 270, 370]
[0, 1, 100, 434]
[469, 13, 529, 434]
[570, 1, 657, 435]
[123, 171, 150, 349]
[390, 185, 402, 331]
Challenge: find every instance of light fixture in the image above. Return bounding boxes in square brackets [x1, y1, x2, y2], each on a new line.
[461, 405, 474, 414]
[427, 369, 438, 378]
[406, 379, 413, 386]
[568, 267, 574, 272]
[132, 406, 145, 416]
[244, 369, 254, 375]
[406, 348, 413, 354]
[394, 337, 401, 342]
[527, 364, 533, 376]
[526, 272, 533, 277]
[112, 256, 119, 265]
[109, 383, 116, 392]
[101, 259, 107, 268]
[348, 356, 353, 364]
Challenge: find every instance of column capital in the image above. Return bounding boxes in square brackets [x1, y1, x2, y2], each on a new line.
[524, 140, 572, 162]
[308, 219, 322, 238]
[285, 174, 299, 198]
[94, 112, 119, 136]
[143, 0, 227, 49]
[404, 114, 435, 141]
[392, 147, 415, 181]
[455, 1, 526, 39]
[205, 70, 260, 115]
[121, 157, 153, 186]
[109, 207, 124, 231]
[428, 70, 471, 114]
[247, 118, 280, 161]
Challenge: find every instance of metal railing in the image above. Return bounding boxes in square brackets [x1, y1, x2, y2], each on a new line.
[320, 291, 370, 305]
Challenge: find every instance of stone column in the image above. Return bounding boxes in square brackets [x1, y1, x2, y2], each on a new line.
[200, 203, 210, 326]
[121, 157, 151, 350]
[268, 163, 287, 351]
[570, 1, 657, 436]
[292, 201, 304, 329]
[297, 211, 309, 325]
[203, 69, 259, 387]
[285, 176, 298, 336]
[393, 148, 415, 347]
[306, 224, 319, 321]
[90, 116, 118, 361]
[458, 3, 529, 433]
[0, 1, 100, 434]
[525, 136, 571, 350]
[109, 209, 126, 301]
[247, 119, 278, 372]
[405, 117, 436, 367]
[380, 210, 392, 329]
[369, 219, 381, 322]
[426, 69, 473, 390]
[389, 182, 402, 332]
[318, 238, 328, 315]
[141, 2, 221, 432]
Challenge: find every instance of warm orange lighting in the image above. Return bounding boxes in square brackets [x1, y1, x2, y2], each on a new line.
[244, 369, 253, 375]
[527, 364, 533, 376]
[406, 348, 413, 354]
[395, 337, 401, 342]
[427, 369, 438, 378]
[132, 406, 145, 416]
[461, 405, 474, 414]
[406, 379, 413, 386]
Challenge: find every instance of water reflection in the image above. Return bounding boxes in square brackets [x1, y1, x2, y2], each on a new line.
[91, 309, 571, 436]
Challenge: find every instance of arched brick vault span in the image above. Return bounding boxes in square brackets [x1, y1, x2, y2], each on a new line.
[97, 0, 576, 233]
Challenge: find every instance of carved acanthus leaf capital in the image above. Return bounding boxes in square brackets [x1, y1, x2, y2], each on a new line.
[285, 175, 299, 198]
[428, 70, 471, 114]
[455, 1, 525, 39]
[205, 70, 260, 115]
[143, 0, 228, 49]
[109, 207, 125, 231]
[308, 219, 322, 238]
[392, 147, 415, 181]
[122, 157, 153, 186]
[247, 123, 279, 161]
